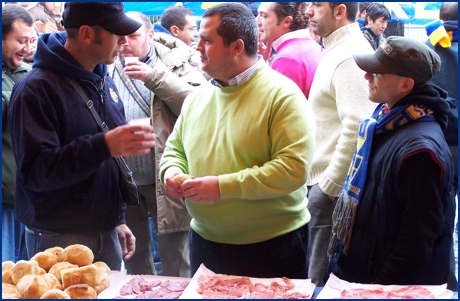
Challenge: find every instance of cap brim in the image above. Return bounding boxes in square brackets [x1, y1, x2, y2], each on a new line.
[353, 53, 396, 74]
[102, 15, 142, 36]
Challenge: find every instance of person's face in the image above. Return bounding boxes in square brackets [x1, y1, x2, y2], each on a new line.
[23, 30, 38, 62]
[363, 72, 407, 108]
[2, 20, 35, 70]
[175, 15, 198, 46]
[306, 2, 336, 37]
[367, 16, 388, 36]
[256, 2, 289, 43]
[43, 2, 62, 15]
[90, 26, 127, 65]
[120, 21, 153, 61]
[196, 15, 234, 82]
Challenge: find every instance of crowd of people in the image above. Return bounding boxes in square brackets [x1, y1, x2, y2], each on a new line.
[2, 1, 458, 291]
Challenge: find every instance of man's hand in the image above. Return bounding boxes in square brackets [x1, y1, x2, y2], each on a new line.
[258, 38, 273, 62]
[164, 171, 185, 199]
[181, 176, 220, 202]
[124, 61, 153, 83]
[116, 224, 136, 260]
[35, 21, 58, 33]
[105, 124, 156, 157]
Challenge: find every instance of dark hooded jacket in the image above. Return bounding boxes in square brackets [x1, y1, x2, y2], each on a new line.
[327, 84, 455, 287]
[8, 32, 128, 233]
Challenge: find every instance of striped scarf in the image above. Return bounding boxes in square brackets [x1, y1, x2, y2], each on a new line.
[328, 103, 435, 256]
[425, 20, 458, 48]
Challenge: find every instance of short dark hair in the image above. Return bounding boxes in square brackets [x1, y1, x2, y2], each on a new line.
[364, 3, 391, 25]
[161, 6, 194, 31]
[127, 11, 153, 31]
[202, 3, 258, 57]
[272, 2, 309, 31]
[2, 3, 33, 40]
[439, 2, 458, 21]
[329, 2, 358, 22]
[358, 2, 372, 15]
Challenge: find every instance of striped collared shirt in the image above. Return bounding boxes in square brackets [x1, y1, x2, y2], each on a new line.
[211, 55, 265, 87]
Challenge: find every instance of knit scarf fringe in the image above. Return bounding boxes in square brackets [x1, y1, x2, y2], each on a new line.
[329, 193, 359, 255]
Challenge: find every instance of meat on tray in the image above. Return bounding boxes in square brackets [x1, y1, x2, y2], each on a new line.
[196, 275, 310, 299]
[114, 276, 190, 299]
[339, 286, 436, 299]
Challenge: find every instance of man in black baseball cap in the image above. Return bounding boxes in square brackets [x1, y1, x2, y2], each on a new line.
[61, 2, 141, 36]
[325, 36, 455, 288]
[8, 2, 155, 270]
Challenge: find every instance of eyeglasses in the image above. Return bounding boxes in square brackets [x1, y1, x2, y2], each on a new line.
[372, 73, 402, 77]
[180, 26, 198, 32]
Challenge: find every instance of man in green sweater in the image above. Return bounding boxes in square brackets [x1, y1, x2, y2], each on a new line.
[160, 2, 316, 278]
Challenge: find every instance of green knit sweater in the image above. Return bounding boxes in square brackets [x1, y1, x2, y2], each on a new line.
[160, 64, 316, 244]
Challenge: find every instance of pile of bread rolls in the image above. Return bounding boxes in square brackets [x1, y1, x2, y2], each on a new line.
[2, 244, 110, 299]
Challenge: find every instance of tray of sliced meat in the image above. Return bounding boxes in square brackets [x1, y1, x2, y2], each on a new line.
[179, 264, 316, 299]
[97, 270, 191, 299]
[316, 273, 454, 299]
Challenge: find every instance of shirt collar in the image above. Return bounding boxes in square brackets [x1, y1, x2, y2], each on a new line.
[211, 55, 265, 87]
[272, 29, 311, 51]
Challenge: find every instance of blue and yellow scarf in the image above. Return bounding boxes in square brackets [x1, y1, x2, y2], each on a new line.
[328, 103, 435, 256]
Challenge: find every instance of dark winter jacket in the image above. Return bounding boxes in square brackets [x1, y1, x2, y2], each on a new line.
[327, 84, 455, 286]
[8, 32, 128, 233]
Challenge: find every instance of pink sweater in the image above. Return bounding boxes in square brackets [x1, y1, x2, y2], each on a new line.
[270, 29, 323, 99]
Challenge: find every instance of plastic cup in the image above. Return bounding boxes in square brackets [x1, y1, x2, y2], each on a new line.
[124, 57, 139, 64]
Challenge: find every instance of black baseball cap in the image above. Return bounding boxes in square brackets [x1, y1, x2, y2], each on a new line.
[61, 2, 142, 36]
[353, 36, 441, 83]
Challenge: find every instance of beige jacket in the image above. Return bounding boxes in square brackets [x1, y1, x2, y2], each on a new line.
[147, 38, 207, 235]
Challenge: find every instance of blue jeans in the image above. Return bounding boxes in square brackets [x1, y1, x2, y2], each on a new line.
[189, 224, 309, 279]
[2, 205, 28, 262]
[25, 226, 122, 270]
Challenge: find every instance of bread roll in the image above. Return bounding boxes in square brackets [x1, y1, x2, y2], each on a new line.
[31, 251, 58, 272]
[45, 246, 66, 262]
[2, 282, 17, 294]
[10, 259, 41, 285]
[173, 174, 195, 186]
[80, 264, 101, 288]
[60, 267, 81, 289]
[16, 274, 49, 299]
[64, 284, 97, 299]
[2, 261, 15, 284]
[63, 244, 94, 266]
[2, 282, 18, 299]
[40, 288, 71, 299]
[93, 261, 110, 274]
[42, 273, 62, 290]
[49, 262, 78, 284]
[93, 272, 110, 294]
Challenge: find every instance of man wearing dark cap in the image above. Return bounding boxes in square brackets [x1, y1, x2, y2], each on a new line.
[326, 36, 455, 287]
[8, 2, 156, 270]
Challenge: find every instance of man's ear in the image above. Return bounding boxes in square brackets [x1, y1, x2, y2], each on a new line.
[170, 25, 180, 37]
[401, 77, 415, 93]
[148, 29, 154, 41]
[335, 4, 347, 20]
[282, 16, 293, 29]
[79, 25, 93, 44]
[231, 39, 245, 57]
